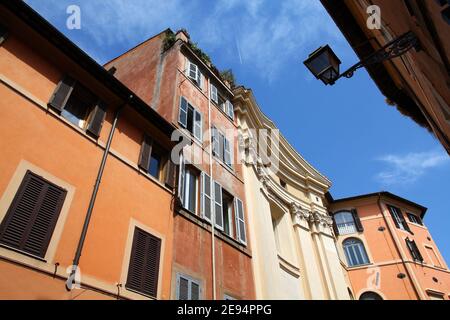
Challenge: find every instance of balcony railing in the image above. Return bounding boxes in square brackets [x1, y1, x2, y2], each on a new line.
[337, 222, 357, 235]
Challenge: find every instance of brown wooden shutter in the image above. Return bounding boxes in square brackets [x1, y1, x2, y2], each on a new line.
[0, 24, 8, 45]
[138, 134, 153, 172]
[86, 100, 107, 138]
[399, 212, 412, 233]
[125, 227, 161, 298]
[331, 213, 340, 236]
[0, 171, 66, 258]
[165, 160, 177, 189]
[351, 209, 364, 232]
[48, 76, 76, 112]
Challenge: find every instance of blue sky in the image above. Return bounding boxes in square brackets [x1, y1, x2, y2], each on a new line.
[25, 0, 450, 263]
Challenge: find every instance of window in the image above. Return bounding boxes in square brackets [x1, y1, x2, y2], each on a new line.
[333, 210, 363, 235]
[235, 198, 247, 245]
[200, 172, 212, 222]
[179, 97, 202, 141]
[359, 291, 383, 300]
[176, 274, 200, 300]
[387, 205, 411, 232]
[138, 134, 175, 187]
[343, 238, 369, 267]
[280, 180, 287, 189]
[406, 213, 423, 225]
[224, 294, 237, 300]
[212, 127, 233, 168]
[225, 100, 234, 120]
[213, 181, 224, 230]
[0, 171, 67, 258]
[48, 76, 107, 138]
[427, 291, 445, 300]
[187, 61, 203, 88]
[210, 84, 218, 104]
[0, 24, 8, 45]
[184, 167, 199, 214]
[126, 227, 161, 298]
[222, 191, 234, 238]
[405, 238, 423, 262]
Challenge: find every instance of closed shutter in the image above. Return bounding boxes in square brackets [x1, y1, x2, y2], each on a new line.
[86, 100, 107, 138]
[0, 171, 66, 258]
[226, 101, 234, 119]
[178, 153, 185, 204]
[138, 134, 153, 172]
[210, 84, 218, 104]
[178, 276, 189, 300]
[201, 172, 212, 222]
[351, 209, 364, 232]
[194, 110, 202, 141]
[179, 97, 188, 128]
[218, 132, 225, 161]
[165, 160, 177, 189]
[126, 227, 161, 298]
[191, 282, 200, 300]
[197, 70, 203, 89]
[0, 24, 8, 45]
[211, 127, 219, 157]
[224, 137, 232, 168]
[48, 76, 76, 112]
[400, 213, 412, 233]
[214, 182, 224, 230]
[406, 239, 423, 262]
[234, 198, 247, 245]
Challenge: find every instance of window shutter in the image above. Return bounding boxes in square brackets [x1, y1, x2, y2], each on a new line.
[388, 206, 401, 229]
[197, 70, 203, 89]
[177, 276, 189, 300]
[411, 240, 423, 262]
[213, 182, 224, 230]
[331, 213, 340, 236]
[201, 172, 212, 222]
[224, 137, 233, 168]
[234, 198, 247, 245]
[191, 282, 200, 300]
[0, 24, 8, 45]
[212, 127, 219, 157]
[399, 212, 412, 233]
[178, 153, 185, 204]
[194, 110, 202, 141]
[219, 132, 225, 161]
[226, 101, 234, 119]
[86, 100, 107, 138]
[138, 134, 153, 172]
[165, 160, 177, 189]
[351, 209, 364, 232]
[179, 97, 188, 128]
[126, 228, 161, 298]
[210, 84, 218, 104]
[48, 76, 76, 112]
[188, 62, 198, 82]
[0, 171, 66, 258]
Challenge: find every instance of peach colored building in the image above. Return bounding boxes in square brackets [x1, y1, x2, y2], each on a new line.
[321, 0, 450, 155]
[105, 29, 255, 299]
[0, 1, 178, 300]
[327, 192, 450, 300]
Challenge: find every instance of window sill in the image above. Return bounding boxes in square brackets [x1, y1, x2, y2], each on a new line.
[346, 263, 372, 270]
[176, 206, 251, 257]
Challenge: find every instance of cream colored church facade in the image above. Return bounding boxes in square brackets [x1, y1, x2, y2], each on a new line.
[234, 87, 350, 300]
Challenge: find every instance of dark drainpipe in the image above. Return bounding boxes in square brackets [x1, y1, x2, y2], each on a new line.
[66, 96, 132, 290]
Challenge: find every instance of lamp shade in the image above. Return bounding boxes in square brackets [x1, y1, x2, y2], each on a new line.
[304, 45, 341, 85]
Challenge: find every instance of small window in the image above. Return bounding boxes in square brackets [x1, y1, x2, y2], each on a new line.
[224, 294, 237, 300]
[187, 61, 202, 88]
[387, 205, 410, 232]
[280, 180, 287, 189]
[359, 291, 383, 300]
[48, 76, 107, 138]
[405, 238, 423, 262]
[343, 238, 369, 267]
[176, 274, 201, 300]
[138, 135, 170, 183]
[212, 127, 233, 169]
[126, 227, 161, 298]
[179, 97, 202, 141]
[210, 84, 218, 104]
[334, 211, 357, 235]
[0, 171, 67, 258]
[222, 191, 234, 238]
[407, 213, 422, 225]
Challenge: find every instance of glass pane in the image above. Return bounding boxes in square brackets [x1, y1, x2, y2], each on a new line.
[148, 153, 161, 179]
[307, 51, 329, 74]
[187, 106, 194, 134]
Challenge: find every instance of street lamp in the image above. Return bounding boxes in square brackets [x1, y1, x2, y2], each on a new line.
[303, 31, 420, 85]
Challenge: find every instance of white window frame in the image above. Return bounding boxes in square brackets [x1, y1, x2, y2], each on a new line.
[225, 100, 234, 120]
[176, 273, 201, 300]
[390, 206, 406, 230]
[343, 238, 369, 267]
[214, 181, 224, 231]
[210, 84, 218, 104]
[183, 167, 198, 214]
[187, 60, 203, 89]
[178, 97, 202, 142]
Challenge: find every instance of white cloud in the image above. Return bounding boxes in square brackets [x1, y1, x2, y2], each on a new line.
[375, 150, 449, 185]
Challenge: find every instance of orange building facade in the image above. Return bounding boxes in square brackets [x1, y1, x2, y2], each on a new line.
[328, 192, 450, 300]
[0, 2, 178, 300]
[105, 28, 255, 300]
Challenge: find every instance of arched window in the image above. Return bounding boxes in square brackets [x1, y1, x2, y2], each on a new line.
[334, 211, 356, 234]
[359, 291, 383, 300]
[343, 238, 369, 267]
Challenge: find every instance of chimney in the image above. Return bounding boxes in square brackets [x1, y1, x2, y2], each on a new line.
[175, 29, 190, 43]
